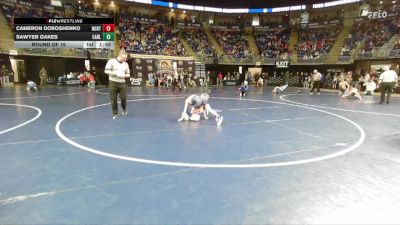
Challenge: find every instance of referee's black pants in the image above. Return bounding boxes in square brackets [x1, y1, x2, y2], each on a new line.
[310, 81, 321, 93]
[110, 81, 127, 115]
[380, 82, 395, 104]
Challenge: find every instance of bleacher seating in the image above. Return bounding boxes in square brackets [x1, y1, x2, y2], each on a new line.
[118, 18, 186, 56]
[182, 27, 216, 57]
[354, 14, 399, 54]
[1, 0, 400, 62]
[1, 2, 63, 27]
[297, 24, 342, 60]
[340, 21, 366, 56]
[211, 28, 250, 59]
[254, 28, 290, 59]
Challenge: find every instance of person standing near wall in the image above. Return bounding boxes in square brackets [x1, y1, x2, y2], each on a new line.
[92, 66, 100, 85]
[217, 72, 223, 86]
[283, 71, 289, 85]
[379, 65, 398, 104]
[0, 65, 8, 87]
[352, 71, 360, 88]
[39, 67, 48, 86]
[205, 71, 210, 87]
[105, 51, 130, 119]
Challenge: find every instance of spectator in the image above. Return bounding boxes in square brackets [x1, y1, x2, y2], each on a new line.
[217, 72, 223, 86]
[87, 72, 95, 90]
[363, 78, 377, 95]
[393, 40, 400, 50]
[39, 67, 48, 86]
[0, 65, 8, 87]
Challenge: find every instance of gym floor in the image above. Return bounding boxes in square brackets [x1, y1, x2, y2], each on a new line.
[0, 85, 399, 224]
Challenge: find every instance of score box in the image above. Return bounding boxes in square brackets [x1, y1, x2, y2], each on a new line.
[102, 24, 114, 32]
[102, 32, 114, 41]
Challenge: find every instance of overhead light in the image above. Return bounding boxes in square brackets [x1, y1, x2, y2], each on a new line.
[111, 1, 114, 4]
[380, 1, 383, 4]
[171, 9, 174, 12]
[78, 0, 81, 3]
[183, 10, 186, 13]
[393, 1, 396, 3]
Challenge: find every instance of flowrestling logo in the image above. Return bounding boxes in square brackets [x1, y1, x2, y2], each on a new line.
[361, 10, 388, 20]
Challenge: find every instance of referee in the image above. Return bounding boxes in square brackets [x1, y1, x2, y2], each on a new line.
[379, 65, 398, 104]
[310, 69, 322, 95]
[105, 51, 130, 119]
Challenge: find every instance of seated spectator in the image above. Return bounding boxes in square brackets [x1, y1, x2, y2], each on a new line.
[340, 45, 351, 56]
[363, 79, 377, 95]
[394, 40, 400, 50]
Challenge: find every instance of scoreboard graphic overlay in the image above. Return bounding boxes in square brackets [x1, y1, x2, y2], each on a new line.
[14, 18, 114, 49]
